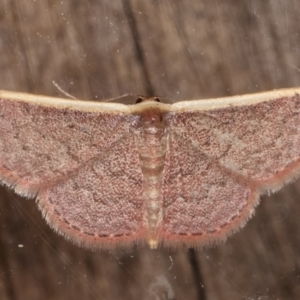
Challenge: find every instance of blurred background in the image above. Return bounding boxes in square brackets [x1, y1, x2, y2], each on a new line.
[0, 1, 300, 299]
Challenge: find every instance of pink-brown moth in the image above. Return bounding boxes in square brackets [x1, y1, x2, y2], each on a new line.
[0, 88, 300, 250]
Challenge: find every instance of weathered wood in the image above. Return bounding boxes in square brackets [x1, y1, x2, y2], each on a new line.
[1, 0, 300, 299]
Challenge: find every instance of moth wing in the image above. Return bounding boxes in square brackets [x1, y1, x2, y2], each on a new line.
[161, 89, 300, 248]
[0, 91, 146, 249]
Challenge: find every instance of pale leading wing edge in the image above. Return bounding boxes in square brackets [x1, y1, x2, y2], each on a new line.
[172, 88, 300, 111]
[162, 89, 300, 248]
[0, 90, 129, 113]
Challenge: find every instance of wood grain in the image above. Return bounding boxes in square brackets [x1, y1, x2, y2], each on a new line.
[0, 0, 300, 299]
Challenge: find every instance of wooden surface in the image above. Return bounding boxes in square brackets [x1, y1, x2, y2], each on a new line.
[1, 1, 300, 299]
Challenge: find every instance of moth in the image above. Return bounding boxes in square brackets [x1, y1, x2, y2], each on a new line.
[0, 88, 299, 250]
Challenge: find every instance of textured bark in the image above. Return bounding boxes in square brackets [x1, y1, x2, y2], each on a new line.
[0, 0, 300, 299]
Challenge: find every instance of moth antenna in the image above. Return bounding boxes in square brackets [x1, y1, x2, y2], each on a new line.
[52, 81, 78, 100]
[101, 93, 139, 103]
